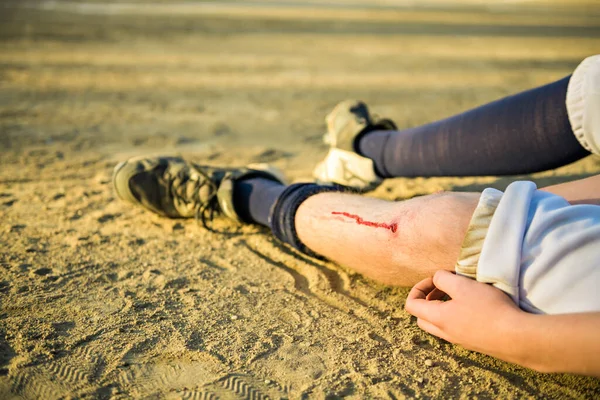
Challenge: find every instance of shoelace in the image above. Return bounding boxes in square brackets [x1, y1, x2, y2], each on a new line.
[169, 163, 220, 231]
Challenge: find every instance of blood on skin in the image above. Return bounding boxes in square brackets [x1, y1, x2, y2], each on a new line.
[331, 211, 398, 233]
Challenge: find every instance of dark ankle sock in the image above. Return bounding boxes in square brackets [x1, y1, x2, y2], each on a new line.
[269, 183, 343, 258]
[234, 179, 342, 257]
[357, 130, 393, 177]
[358, 75, 590, 177]
[233, 177, 285, 226]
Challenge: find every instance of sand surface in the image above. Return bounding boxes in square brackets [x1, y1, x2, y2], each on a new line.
[2, 1, 600, 398]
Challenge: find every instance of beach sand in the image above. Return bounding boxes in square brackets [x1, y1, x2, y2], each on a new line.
[1, 1, 600, 398]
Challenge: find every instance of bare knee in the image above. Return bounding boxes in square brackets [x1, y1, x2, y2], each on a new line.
[382, 192, 480, 286]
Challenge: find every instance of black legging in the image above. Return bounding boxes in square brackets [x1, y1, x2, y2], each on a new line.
[359, 75, 590, 177]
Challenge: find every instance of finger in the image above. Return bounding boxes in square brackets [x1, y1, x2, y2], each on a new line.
[426, 287, 448, 301]
[405, 295, 445, 324]
[406, 277, 445, 321]
[406, 277, 436, 301]
[432, 270, 476, 298]
[416, 318, 451, 342]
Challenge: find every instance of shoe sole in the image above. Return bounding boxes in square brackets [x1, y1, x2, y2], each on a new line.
[111, 160, 128, 201]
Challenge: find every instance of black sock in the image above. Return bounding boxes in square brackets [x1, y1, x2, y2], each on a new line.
[234, 179, 343, 257]
[358, 75, 590, 177]
[357, 130, 393, 177]
[233, 178, 285, 226]
[269, 183, 343, 258]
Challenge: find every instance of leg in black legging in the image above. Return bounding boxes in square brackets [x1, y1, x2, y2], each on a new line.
[358, 76, 590, 177]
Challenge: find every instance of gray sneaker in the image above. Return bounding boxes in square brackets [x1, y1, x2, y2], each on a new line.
[313, 100, 396, 191]
[112, 156, 286, 227]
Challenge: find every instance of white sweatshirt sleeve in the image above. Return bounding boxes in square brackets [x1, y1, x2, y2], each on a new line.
[474, 181, 600, 315]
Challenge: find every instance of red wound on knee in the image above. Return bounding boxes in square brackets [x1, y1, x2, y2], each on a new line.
[332, 211, 398, 233]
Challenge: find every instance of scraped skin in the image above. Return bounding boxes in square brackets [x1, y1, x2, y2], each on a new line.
[331, 211, 398, 233]
[295, 192, 479, 286]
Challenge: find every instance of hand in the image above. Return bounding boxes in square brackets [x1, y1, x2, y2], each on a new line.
[405, 270, 527, 364]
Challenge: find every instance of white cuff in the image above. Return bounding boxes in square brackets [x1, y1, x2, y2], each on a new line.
[455, 188, 502, 279]
[566, 54, 600, 155]
[476, 181, 537, 304]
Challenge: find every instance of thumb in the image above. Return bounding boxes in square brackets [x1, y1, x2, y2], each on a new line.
[432, 270, 475, 298]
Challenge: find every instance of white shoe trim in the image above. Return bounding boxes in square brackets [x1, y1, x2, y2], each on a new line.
[313, 148, 381, 190]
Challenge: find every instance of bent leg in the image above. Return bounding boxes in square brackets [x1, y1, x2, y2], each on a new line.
[314, 56, 600, 190]
[113, 155, 480, 287]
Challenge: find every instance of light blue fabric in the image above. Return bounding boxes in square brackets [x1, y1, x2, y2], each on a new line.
[477, 181, 600, 314]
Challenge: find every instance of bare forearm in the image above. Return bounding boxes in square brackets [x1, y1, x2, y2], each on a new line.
[513, 312, 600, 377]
[542, 174, 600, 205]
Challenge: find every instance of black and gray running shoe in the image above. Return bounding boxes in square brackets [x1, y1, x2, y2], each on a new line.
[112, 156, 286, 227]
